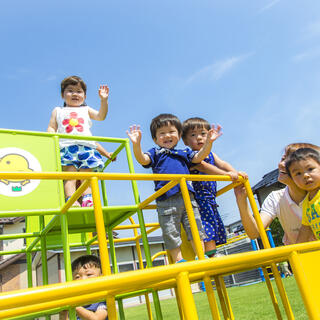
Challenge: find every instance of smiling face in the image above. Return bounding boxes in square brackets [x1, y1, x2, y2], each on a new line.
[289, 158, 320, 197]
[153, 125, 180, 149]
[62, 83, 86, 107]
[183, 126, 208, 151]
[278, 153, 290, 184]
[73, 263, 101, 281]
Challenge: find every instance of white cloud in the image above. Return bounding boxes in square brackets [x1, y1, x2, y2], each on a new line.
[258, 0, 281, 14]
[292, 46, 320, 62]
[302, 20, 320, 39]
[185, 52, 254, 85]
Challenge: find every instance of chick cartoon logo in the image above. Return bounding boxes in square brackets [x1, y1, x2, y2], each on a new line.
[0, 148, 41, 197]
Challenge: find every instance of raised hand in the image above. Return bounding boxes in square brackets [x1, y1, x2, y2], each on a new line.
[126, 125, 142, 145]
[207, 124, 223, 143]
[99, 85, 109, 100]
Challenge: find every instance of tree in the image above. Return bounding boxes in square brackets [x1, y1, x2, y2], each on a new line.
[269, 218, 284, 247]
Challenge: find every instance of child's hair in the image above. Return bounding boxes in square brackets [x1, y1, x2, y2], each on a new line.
[182, 117, 210, 140]
[61, 75, 87, 95]
[150, 113, 182, 140]
[285, 147, 320, 177]
[284, 143, 320, 159]
[71, 255, 101, 273]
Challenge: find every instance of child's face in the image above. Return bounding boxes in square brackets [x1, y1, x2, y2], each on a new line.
[62, 83, 86, 107]
[73, 264, 101, 280]
[153, 125, 180, 149]
[289, 158, 320, 194]
[183, 127, 208, 151]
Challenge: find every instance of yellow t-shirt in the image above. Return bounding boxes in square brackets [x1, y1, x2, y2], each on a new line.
[302, 189, 320, 240]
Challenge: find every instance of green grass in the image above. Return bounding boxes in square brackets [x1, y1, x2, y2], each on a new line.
[122, 277, 309, 319]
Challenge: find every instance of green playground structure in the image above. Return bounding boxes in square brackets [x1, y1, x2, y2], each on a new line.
[1, 128, 320, 320]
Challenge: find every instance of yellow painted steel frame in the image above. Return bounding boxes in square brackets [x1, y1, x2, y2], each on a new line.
[1, 242, 320, 319]
[0, 170, 317, 319]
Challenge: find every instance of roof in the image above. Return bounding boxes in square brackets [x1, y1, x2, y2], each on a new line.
[252, 169, 285, 193]
[0, 217, 24, 225]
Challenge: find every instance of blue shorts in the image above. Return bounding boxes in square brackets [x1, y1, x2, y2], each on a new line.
[60, 145, 104, 170]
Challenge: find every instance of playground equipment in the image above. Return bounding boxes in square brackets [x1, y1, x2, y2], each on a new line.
[0, 128, 320, 319]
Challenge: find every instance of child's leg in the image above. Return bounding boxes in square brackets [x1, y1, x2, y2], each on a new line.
[62, 165, 77, 196]
[182, 195, 206, 258]
[79, 168, 93, 207]
[204, 240, 217, 257]
[63, 166, 81, 207]
[198, 200, 226, 257]
[190, 239, 205, 256]
[168, 247, 184, 263]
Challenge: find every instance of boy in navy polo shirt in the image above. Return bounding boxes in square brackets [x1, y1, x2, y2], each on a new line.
[127, 113, 222, 262]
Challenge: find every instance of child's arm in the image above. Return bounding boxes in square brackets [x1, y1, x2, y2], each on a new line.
[59, 310, 68, 320]
[234, 185, 273, 239]
[75, 306, 108, 320]
[213, 153, 248, 181]
[126, 125, 151, 166]
[191, 124, 222, 163]
[47, 108, 58, 132]
[96, 142, 116, 161]
[88, 85, 109, 121]
[295, 225, 315, 243]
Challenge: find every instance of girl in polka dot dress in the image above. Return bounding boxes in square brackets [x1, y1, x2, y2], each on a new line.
[47, 76, 113, 207]
[182, 117, 247, 257]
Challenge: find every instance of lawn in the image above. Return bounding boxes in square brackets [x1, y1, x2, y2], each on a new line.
[122, 277, 308, 319]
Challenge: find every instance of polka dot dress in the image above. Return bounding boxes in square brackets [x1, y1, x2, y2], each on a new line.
[192, 152, 227, 245]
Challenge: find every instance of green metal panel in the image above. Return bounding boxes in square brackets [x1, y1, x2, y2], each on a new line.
[0, 133, 62, 212]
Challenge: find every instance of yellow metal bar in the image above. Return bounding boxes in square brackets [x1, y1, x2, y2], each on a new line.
[214, 276, 230, 320]
[243, 179, 270, 248]
[145, 293, 154, 320]
[2, 241, 320, 311]
[270, 263, 294, 320]
[216, 181, 242, 197]
[180, 178, 204, 259]
[91, 177, 117, 320]
[0, 291, 107, 320]
[0, 171, 241, 182]
[261, 267, 282, 320]
[129, 216, 154, 320]
[203, 275, 221, 320]
[138, 180, 179, 209]
[151, 251, 167, 262]
[220, 275, 234, 320]
[289, 251, 319, 319]
[114, 223, 159, 230]
[176, 272, 198, 320]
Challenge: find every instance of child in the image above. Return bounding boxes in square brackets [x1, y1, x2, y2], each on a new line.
[59, 255, 108, 320]
[285, 147, 320, 242]
[182, 117, 248, 257]
[47, 75, 111, 207]
[126, 113, 222, 262]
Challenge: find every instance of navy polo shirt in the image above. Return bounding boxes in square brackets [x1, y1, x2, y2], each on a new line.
[77, 302, 108, 320]
[143, 147, 196, 201]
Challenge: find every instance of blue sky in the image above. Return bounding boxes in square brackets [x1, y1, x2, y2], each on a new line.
[1, 1, 320, 229]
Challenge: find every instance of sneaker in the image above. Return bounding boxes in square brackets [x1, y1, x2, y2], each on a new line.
[82, 199, 93, 207]
[176, 258, 187, 263]
[82, 194, 93, 207]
